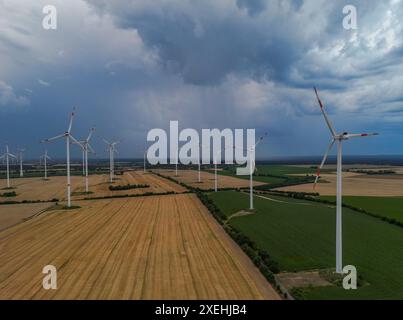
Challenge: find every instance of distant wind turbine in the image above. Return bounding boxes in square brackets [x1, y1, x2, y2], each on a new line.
[143, 150, 147, 173]
[235, 133, 267, 210]
[198, 144, 208, 183]
[1, 145, 16, 188]
[313, 87, 379, 274]
[103, 139, 120, 183]
[213, 148, 222, 192]
[40, 149, 51, 180]
[75, 128, 96, 193]
[17, 148, 25, 178]
[42, 109, 81, 208]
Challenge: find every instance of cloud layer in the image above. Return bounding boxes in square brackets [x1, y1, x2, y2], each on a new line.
[0, 0, 402, 158]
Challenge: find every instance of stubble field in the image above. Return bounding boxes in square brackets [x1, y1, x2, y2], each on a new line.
[0, 176, 86, 202]
[153, 169, 266, 190]
[0, 203, 51, 231]
[84, 171, 186, 197]
[0, 194, 278, 300]
[0, 171, 186, 202]
[275, 172, 403, 196]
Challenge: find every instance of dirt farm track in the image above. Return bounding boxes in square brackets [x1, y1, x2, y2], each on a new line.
[0, 194, 279, 300]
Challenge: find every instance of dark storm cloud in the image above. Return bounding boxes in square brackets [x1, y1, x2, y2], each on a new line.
[1, 0, 403, 158]
[85, 0, 314, 85]
[236, 0, 267, 16]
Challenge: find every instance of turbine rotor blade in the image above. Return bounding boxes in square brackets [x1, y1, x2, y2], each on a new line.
[71, 138, 84, 149]
[314, 87, 337, 137]
[67, 109, 75, 133]
[88, 144, 96, 154]
[254, 132, 268, 148]
[314, 139, 335, 189]
[42, 133, 66, 143]
[345, 133, 379, 139]
[87, 127, 95, 142]
[69, 135, 83, 148]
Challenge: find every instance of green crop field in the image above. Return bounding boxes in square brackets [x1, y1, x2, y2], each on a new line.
[208, 191, 403, 300]
[217, 165, 324, 185]
[320, 196, 403, 224]
[216, 169, 287, 184]
[222, 164, 320, 177]
[254, 165, 319, 176]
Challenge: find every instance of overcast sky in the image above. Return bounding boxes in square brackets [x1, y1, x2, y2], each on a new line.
[0, 0, 402, 159]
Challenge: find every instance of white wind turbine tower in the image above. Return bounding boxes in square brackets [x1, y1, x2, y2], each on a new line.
[143, 150, 147, 173]
[103, 139, 120, 183]
[175, 154, 178, 177]
[213, 148, 222, 192]
[197, 143, 208, 183]
[40, 149, 51, 180]
[75, 128, 95, 193]
[313, 87, 379, 274]
[235, 133, 267, 210]
[1, 145, 16, 188]
[42, 110, 81, 208]
[213, 145, 234, 192]
[17, 148, 25, 178]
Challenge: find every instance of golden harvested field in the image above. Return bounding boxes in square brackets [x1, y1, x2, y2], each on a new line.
[0, 171, 185, 202]
[83, 171, 186, 197]
[153, 169, 266, 190]
[0, 176, 88, 202]
[0, 194, 279, 300]
[276, 171, 403, 196]
[0, 203, 51, 231]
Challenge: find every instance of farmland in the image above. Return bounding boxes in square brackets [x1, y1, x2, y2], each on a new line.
[320, 196, 403, 224]
[0, 171, 186, 203]
[275, 171, 403, 196]
[1, 164, 401, 300]
[75, 171, 186, 197]
[208, 191, 403, 300]
[218, 165, 318, 186]
[153, 169, 266, 190]
[0, 194, 279, 300]
[0, 176, 87, 202]
[0, 203, 51, 230]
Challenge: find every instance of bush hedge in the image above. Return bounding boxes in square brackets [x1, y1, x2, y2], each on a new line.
[109, 184, 150, 191]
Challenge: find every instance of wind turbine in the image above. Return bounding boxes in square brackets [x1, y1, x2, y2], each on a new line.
[0, 145, 16, 188]
[143, 150, 147, 173]
[75, 128, 95, 193]
[103, 139, 120, 183]
[17, 148, 25, 178]
[42, 110, 81, 208]
[175, 155, 178, 177]
[213, 148, 222, 192]
[40, 149, 51, 180]
[197, 144, 208, 183]
[235, 133, 267, 210]
[313, 87, 379, 274]
[213, 144, 238, 192]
